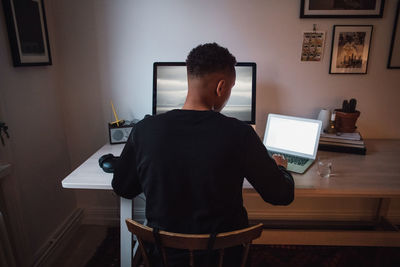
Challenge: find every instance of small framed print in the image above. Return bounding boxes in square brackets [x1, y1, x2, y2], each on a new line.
[2, 0, 52, 66]
[301, 31, 326, 62]
[329, 25, 373, 74]
[300, 0, 385, 18]
[388, 1, 400, 69]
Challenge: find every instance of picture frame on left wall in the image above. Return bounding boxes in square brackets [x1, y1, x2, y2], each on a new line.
[329, 25, 373, 74]
[2, 0, 52, 66]
[388, 0, 400, 69]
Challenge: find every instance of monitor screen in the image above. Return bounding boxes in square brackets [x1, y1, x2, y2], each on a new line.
[153, 62, 256, 124]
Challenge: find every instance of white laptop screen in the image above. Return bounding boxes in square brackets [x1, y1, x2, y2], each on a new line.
[264, 115, 321, 158]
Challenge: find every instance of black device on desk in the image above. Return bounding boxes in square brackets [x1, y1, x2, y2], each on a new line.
[99, 154, 119, 173]
[109, 121, 135, 144]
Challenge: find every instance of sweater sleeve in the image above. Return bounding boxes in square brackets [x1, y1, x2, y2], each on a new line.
[112, 128, 143, 199]
[242, 127, 295, 205]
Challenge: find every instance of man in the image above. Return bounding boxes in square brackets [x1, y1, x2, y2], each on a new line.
[112, 43, 294, 266]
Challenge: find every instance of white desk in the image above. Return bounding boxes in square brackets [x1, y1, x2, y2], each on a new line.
[61, 144, 134, 267]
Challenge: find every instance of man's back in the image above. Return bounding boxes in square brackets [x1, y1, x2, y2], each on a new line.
[113, 109, 294, 234]
[112, 42, 294, 266]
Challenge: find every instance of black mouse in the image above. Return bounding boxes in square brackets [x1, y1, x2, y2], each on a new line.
[99, 154, 119, 173]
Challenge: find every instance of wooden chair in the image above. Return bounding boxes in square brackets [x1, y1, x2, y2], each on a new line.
[125, 218, 263, 267]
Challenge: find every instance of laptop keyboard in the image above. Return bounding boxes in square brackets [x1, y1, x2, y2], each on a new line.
[269, 152, 308, 166]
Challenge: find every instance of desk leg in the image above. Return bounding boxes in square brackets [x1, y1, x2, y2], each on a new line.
[376, 198, 391, 219]
[120, 197, 132, 267]
[375, 198, 398, 231]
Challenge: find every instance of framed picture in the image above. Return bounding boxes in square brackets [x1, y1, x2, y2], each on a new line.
[300, 0, 385, 18]
[388, 1, 400, 69]
[329, 25, 373, 74]
[2, 0, 52, 66]
[301, 31, 326, 62]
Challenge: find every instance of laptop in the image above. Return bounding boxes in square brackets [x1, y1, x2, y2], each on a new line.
[263, 114, 322, 174]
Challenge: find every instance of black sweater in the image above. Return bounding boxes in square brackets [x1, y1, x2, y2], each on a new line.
[112, 109, 294, 234]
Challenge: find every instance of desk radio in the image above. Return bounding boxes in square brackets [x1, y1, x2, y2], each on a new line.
[108, 122, 134, 144]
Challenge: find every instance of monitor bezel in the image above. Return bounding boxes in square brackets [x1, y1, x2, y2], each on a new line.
[152, 62, 256, 124]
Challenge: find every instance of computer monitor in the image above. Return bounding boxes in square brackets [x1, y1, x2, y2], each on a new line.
[152, 62, 256, 124]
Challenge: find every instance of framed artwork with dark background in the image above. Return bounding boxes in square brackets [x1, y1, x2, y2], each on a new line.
[1, 0, 52, 66]
[388, 0, 400, 69]
[300, 0, 385, 18]
[329, 25, 373, 74]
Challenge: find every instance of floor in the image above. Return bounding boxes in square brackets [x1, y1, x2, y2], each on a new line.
[43, 223, 400, 267]
[45, 224, 108, 267]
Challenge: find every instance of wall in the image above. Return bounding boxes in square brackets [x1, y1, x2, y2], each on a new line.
[92, 0, 400, 138]
[0, 1, 76, 265]
[48, 0, 400, 226]
[50, 0, 119, 225]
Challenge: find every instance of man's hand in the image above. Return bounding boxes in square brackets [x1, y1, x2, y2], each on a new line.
[272, 154, 288, 169]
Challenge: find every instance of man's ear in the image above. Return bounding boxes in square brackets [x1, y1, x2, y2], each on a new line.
[215, 80, 226, 96]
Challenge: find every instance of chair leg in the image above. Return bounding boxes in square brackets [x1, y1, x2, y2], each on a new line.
[189, 250, 195, 267]
[160, 247, 168, 267]
[132, 247, 142, 266]
[138, 238, 151, 267]
[240, 243, 251, 267]
[218, 249, 225, 267]
[132, 240, 142, 266]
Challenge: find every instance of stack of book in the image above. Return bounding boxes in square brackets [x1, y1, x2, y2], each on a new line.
[318, 131, 366, 155]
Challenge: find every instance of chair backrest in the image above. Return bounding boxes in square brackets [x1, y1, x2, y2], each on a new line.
[125, 219, 263, 267]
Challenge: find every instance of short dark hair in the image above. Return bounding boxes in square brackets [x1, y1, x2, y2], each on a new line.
[186, 43, 237, 77]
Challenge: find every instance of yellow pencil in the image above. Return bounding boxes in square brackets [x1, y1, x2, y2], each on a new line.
[110, 100, 120, 127]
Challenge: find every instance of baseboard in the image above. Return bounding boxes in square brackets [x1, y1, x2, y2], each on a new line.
[80, 204, 400, 227]
[82, 207, 120, 226]
[388, 214, 400, 225]
[247, 209, 377, 221]
[247, 207, 400, 224]
[82, 207, 146, 226]
[32, 208, 83, 267]
[80, 206, 398, 226]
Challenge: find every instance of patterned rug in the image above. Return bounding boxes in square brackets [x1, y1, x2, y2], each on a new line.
[86, 227, 400, 267]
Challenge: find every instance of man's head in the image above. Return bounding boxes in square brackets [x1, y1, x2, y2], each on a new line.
[184, 43, 237, 112]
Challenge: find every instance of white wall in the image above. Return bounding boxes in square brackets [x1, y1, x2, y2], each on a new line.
[51, 0, 107, 169]
[90, 0, 400, 138]
[50, 0, 119, 224]
[0, 1, 76, 265]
